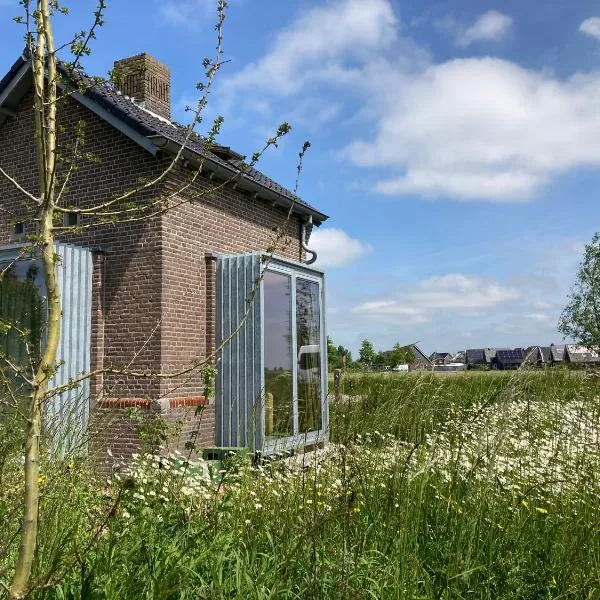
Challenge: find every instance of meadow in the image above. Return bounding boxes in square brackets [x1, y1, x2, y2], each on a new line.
[1, 369, 599, 599]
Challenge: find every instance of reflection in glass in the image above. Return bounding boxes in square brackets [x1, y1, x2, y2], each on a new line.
[296, 278, 322, 433]
[263, 270, 293, 439]
[0, 260, 43, 399]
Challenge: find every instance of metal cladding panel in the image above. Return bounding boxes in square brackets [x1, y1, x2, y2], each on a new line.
[47, 244, 93, 453]
[0, 243, 92, 453]
[215, 253, 262, 450]
[216, 252, 328, 454]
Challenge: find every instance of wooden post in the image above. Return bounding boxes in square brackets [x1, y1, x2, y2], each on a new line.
[334, 368, 342, 403]
[265, 392, 274, 435]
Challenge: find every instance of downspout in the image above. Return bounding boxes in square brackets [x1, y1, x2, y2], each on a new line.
[301, 216, 317, 265]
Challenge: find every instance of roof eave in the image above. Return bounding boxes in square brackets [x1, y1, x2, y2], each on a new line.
[0, 56, 30, 128]
[148, 134, 328, 225]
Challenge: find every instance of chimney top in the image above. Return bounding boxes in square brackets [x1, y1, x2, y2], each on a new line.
[113, 53, 171, 120]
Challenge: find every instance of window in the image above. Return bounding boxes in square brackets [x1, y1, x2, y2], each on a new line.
[64, 212, 80, 227]
[216, 253, 328, 453]
[13, 222, 25, 238]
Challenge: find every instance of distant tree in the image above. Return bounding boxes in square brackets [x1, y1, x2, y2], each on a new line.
[558, 233, 600, 353]
[386, 343, 416, 368]
[373, 351, 387, 369]
[389, 343, 405, 367]
[327, 336, 338, 370]
[336, 345, 352, 368]
[358, 339, 376, 369]
[327, 337, 353, 369]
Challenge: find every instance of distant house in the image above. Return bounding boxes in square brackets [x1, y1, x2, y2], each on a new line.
[452, 350, 466, 364]
[465, 348, 486, 369]
[484, 347, 511, 368]
[523, 346, 552, 367]
[429, 352, 451, 365]
[550, 344, 566, 365]
[495, 348, 526, 370]
[405, 344, 432, 371]
[565, 345, 600, 367]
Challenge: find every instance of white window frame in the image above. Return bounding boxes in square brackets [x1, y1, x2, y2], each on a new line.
[261, 263, 328, 454]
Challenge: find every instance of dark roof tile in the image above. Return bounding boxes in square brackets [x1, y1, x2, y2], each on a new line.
[1, 56, 327, 221]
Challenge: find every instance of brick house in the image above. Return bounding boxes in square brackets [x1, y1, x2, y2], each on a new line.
[0, 52, 329, 463]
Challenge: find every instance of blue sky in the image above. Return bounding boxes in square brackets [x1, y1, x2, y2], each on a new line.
[2, 0, 600, 356]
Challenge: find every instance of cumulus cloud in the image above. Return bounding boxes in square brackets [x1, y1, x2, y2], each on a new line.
[222, 0, 600, 202]
[344, 58, 600, 201]
[223, 0, 400, 96]
[456, 10, 513, 47]
[352, 274, 520, 324]
[310, 228, 373, 268]
[579, 17, 600, 40]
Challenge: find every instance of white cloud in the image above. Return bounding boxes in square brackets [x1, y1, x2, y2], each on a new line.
[456, 10, 513, 47]
[344, 58, 600, 201]
[579, 17, 600, 40]
[310, 228, 373, 268]
[352, 274, 520, 324]
[223, 0, 399, 96]
[222, 0, 600, 202]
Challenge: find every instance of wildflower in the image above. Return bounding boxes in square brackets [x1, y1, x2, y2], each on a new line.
[521, 499, 529, 508]
[254, 502, 262, 510]
[353, 507, 361, 514]
[38, 474, 46, 485]
[536, 507, 549, 514]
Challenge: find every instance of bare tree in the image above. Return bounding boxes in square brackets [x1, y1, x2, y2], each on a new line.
[0, 2, 311, 597]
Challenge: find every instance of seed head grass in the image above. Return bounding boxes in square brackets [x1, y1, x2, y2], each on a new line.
[1, 369, 599, 598]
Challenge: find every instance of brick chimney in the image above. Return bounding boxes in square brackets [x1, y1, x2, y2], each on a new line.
[113, 53, 171, 120]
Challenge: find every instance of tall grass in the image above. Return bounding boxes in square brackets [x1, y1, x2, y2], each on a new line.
[2, 370, 600, 599]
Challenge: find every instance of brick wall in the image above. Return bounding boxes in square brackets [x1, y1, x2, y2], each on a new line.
[0, 82, 310, 462]
[0, 90, 167, 400]
[113, 53, 171, 119]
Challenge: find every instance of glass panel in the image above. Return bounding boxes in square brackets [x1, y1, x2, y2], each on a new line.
[296, 278, 322, 433]
[0, 260, 44, 401]
[263, 270, 293, 440]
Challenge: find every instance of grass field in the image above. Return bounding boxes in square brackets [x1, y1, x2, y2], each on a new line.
[1, 369, 600, 598]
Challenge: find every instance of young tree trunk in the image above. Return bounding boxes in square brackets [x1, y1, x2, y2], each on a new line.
[9, 2, 60, 597]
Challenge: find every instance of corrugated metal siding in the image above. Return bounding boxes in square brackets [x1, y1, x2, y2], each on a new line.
[0, 243, 92, 453]
[47, 244, 93, 453]
[216, 253, 329, 454]
[215, 253, 263, 450]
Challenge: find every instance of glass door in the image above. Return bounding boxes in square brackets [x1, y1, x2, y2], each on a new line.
[263, 270, 293, 441]
[263, 268, 325, 449]
[295, 277, 322, 434]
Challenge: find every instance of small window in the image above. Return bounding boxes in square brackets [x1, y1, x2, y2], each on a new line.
[64, 212, 80, 227]
[13, 222, 25, 237]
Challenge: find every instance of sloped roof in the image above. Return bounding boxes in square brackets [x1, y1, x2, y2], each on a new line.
[565, 345, 600, 364]
[483, 347, 511, 362]
[0, 55, 328, 223]
[496, 348, 525, 364]
[539, 346, 552, 362]
[429, 352, 451, 361]
[550, 344, 565, 361]
[465, 349, 486, 364]
[452, 350, 466, 363]
[401, 344, 431, 365]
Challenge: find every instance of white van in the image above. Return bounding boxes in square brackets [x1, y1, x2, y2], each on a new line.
[297, 344, 321, 383]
